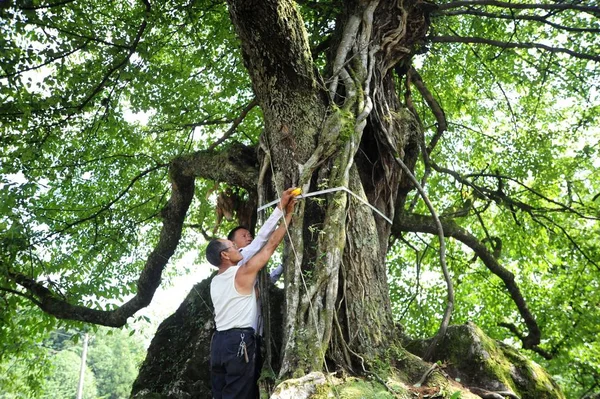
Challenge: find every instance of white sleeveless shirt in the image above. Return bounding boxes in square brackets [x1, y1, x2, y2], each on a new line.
[210, 266, 257, 331]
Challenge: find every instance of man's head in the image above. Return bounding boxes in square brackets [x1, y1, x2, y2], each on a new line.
[205, 239, 240, 266]
[227, 226, 253, 249]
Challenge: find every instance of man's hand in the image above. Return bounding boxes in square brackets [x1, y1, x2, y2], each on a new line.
[285, 196, 296, 216]
[278, 187, 299, 210]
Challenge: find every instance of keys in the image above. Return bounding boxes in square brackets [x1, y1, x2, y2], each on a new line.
[237, 333, 249, 363]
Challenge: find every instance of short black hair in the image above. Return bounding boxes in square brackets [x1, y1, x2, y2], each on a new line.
[227, 226, 249, 241]
[206, 239, 228, 266]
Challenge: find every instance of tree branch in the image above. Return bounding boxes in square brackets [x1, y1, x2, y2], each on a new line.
[0, 285, 41, 306]
[395, 213, 542, 349]
[385, 148, 453, 361]
[408, 67, 447, 155]
[77, 0, 152, 112]
[438, 0, 600, 15]
[0, 40, 90, 79]
[428, 35, 600, 63]
[9, 159, 195, 327]
[498, 322, 553, 359]
[25, 19, 131, 49]
[7, 138, 263, 326]
[176, 142, 259, 191]
[436, 10, 600, 34]
[434, 165, 599, 221]
[208, 98, 258, 150]
[17, 0, 77, 10]
[535, 214, 600, 272]
[34, 163, 168, 246]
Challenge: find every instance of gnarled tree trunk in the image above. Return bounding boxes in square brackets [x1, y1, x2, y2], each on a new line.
[226, 0, 430, 377]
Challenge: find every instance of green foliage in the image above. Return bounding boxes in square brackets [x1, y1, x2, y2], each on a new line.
[1, 0, 599, 397]
[0, 327, 145, 398]
[87, 329, 146, 399]
[0, 305, 55, 398]
[386, 4, 600, 397]
[41, 350, 98, 399]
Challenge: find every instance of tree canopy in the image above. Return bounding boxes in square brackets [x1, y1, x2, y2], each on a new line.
[1, 0, 599, 397]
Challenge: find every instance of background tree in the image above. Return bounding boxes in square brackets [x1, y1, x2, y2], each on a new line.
[87, 329, 147, 399]
[0, 327, 147, 398]
[42, 350, 98, 399]
[1, 0, 599, 397]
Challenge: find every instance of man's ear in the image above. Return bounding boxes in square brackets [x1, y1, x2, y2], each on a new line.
[220, 250, 230, 262]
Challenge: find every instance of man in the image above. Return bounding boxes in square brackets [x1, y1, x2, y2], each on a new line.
[227, 215, 286, 398]
[228, 225, 284, 284]
[205, 188, 296, 399]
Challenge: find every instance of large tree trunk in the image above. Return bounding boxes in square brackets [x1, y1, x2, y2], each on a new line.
[226, 0, 429, 377]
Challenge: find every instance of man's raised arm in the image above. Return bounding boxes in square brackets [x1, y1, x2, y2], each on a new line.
[235, 191, 295, 293]
[238, 207, 283, 264]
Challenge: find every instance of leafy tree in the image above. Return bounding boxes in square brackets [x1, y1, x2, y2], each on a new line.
[0, 327, 147, 398]
[0, 307, 54, 398]
[1, 0, 599, 397]
[41, 349, 98, 399]
[87, 329, 146, 399]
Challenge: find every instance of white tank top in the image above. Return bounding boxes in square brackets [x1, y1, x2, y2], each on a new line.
[210, 266, 257, 331]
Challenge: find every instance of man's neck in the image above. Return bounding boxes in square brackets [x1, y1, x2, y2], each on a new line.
[217, 262, 236, 275]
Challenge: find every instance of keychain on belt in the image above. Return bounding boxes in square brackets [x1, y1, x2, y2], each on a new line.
[237, 333, 249, 363]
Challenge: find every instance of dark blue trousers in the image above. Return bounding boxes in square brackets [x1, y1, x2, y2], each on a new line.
[210, 328, 257, 399]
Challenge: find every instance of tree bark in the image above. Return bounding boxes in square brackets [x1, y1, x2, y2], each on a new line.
[226, 0, 431, 377]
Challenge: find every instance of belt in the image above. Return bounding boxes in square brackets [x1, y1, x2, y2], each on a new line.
[215, 327, 255, 335]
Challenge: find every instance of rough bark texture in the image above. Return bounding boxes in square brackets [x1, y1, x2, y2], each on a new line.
[226, 0, 323, 185]
[131, 276, 215, 399]
[219, 0, 432, 377]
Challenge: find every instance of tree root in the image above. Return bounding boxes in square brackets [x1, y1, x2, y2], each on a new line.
[469, 386, 520, 399]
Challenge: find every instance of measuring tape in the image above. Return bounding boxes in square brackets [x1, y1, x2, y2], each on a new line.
[257, 186, 392, 225]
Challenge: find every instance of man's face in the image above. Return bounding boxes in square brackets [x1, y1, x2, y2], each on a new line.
[219, 239, 242, 264]
[232, 228, 253, 249]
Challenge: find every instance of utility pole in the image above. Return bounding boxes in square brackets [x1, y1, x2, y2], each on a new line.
[76, 333, 89, 399]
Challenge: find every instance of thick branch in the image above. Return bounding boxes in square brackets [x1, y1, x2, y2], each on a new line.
[175, 142, 259, 190]
[429, 35, 600, 62]
[498, 322, 553, 359]
[395, 213, 542, 349]
[8, 142, 259, 326]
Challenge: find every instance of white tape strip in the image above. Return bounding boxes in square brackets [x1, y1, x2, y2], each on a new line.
[257, 186, 392, 225]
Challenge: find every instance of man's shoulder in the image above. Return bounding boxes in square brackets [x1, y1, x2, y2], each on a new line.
[212, 266, 240, 280]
